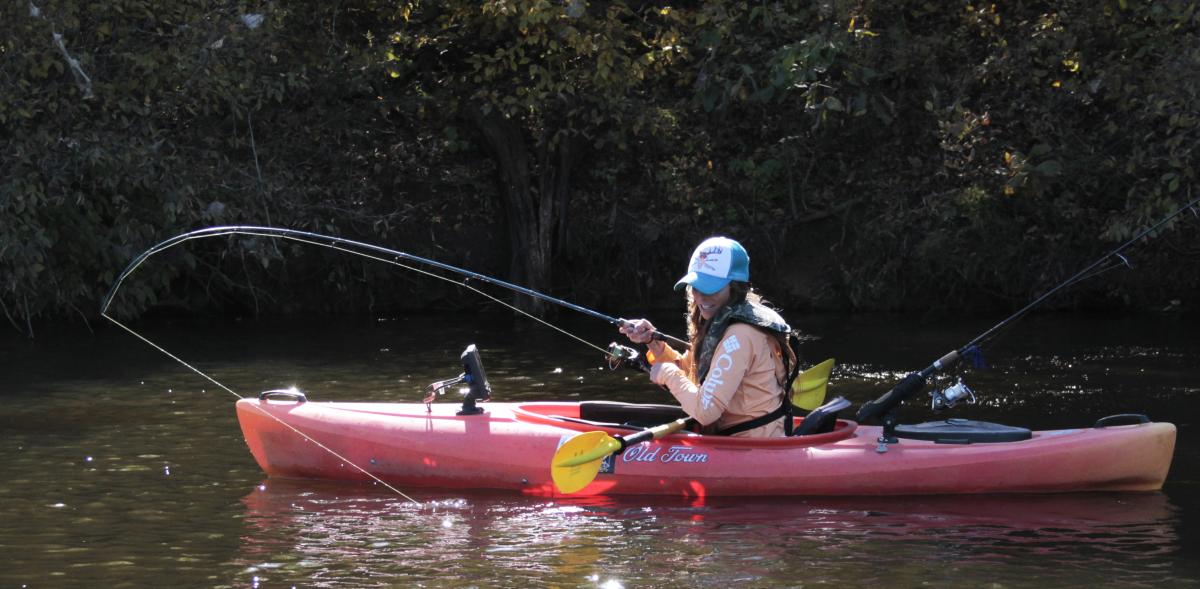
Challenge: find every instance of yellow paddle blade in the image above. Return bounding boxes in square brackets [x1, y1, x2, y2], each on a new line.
[791, 358, 835, 411]
[551, 431, 621, 494]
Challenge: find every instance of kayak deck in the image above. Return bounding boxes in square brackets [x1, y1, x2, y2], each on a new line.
[235, 399, 1176, 497]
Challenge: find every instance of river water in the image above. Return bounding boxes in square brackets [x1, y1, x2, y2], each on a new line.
[2, 312, 1197, 588]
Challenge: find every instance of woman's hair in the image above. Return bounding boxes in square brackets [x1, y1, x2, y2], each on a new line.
[683, 283, 796, 384]
[683, 282, 756, 380]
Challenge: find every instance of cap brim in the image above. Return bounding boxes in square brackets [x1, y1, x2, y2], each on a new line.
[674, 272, 731, 295]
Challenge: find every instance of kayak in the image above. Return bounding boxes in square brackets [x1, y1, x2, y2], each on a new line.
[96, 226, 1190, 498]
[99, 227, 1185, 498]
[235, 395, 1176, 497]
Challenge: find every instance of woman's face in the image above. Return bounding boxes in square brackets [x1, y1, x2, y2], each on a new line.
[691, 285, 732, 321]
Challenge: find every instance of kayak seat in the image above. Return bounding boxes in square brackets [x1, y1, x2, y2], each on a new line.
[792, 396, 851, 436]
[578, 401, 689, 429]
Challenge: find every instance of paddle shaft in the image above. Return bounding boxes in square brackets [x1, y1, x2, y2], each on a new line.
[100, 225, 689, 347]
[617, 417, 692, 449]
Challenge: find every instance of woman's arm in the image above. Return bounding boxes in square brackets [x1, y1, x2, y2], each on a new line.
[651, 326, 756, 425]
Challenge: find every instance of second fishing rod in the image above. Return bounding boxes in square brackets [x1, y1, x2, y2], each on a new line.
[857, 195, 1200, 427]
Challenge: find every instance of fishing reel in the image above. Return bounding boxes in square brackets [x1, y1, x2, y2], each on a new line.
[606, 342, 651, 373]
[930, 377, 977, 412]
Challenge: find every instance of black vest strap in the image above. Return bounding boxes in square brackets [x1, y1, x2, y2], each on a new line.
[781, 331, 803, 436]
[711, 329, 806, 437]
[697, 302, 802, 437]
[717, 402, 788, 436]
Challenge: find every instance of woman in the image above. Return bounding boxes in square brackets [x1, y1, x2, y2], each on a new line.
[619, 236, 797, 437]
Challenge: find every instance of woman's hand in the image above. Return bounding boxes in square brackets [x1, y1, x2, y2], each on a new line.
[649, 360, 672, 385]
[619, 319, 657, 344]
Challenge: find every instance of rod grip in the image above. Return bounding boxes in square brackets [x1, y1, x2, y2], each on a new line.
[616, 318, 689, 348]
[650, 331, 691, 348]
[934, 350, 961, 371]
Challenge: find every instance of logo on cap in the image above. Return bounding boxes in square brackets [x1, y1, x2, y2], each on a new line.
[692, 247, 724, 272]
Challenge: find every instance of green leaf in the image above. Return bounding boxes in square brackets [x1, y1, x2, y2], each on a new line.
[1034, 160, 1062, 176]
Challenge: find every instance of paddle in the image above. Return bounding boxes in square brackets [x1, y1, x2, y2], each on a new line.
[551, 417, 691, 494]
[791, 358, 835, 411]
[550, 358, 838, 493]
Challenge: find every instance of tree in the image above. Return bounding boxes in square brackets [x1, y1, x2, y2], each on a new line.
[385, 1, 684, 312]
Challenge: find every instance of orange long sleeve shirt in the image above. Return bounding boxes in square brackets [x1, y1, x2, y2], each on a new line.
[649, 323, 787, 438]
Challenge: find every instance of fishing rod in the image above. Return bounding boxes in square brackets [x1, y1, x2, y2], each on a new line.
[99, 225, 694, 505]
[856, 195, 1200, 428]
[100, 225, 690, 347]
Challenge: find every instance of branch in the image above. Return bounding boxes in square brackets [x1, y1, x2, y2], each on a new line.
[29, 2, 95, 99]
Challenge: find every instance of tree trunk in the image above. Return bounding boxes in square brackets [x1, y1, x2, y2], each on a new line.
[466, 105, 578, 316]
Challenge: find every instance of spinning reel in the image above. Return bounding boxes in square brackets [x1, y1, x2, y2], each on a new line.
[931, 376, 977, 412]
[605, 342, 651, 373]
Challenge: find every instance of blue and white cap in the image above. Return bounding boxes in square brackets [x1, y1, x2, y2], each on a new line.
[674, 237, 750, 295]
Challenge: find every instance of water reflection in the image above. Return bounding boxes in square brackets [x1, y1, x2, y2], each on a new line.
[238, 480, 1181, 588]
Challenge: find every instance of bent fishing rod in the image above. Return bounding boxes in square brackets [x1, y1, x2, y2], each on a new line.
[857, 195, 1200, 425]
[98, 225, 693, 505]
[99, 225, 689, 348]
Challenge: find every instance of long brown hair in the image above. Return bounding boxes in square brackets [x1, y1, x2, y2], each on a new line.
[684, 282, 775, 381]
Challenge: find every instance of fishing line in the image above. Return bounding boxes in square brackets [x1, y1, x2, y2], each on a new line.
[101, 312, 423, 505]
[858, 195, 1200, 425]
[101, 227, 626, 507]
[104, 315, 241, 398]
[963, 258, 1132, 352]
[270, 233, 611, 355]
[106, 227, 614, 355]
[102, 226, 691, 347]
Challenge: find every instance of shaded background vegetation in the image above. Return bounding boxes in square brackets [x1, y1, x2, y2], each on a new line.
[2, 0, 1197, 336]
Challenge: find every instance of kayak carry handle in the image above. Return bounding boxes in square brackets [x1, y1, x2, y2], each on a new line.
[1094, 414, 1150, 428]
[258, 389, 307, 403]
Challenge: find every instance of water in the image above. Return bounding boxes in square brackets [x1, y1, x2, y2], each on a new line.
[1, 312, 1198, 588]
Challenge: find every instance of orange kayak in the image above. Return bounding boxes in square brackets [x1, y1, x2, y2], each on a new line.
[235, 396, 1175, 497]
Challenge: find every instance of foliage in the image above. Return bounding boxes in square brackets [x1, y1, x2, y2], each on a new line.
[2, 0, 1197, 336]
[831, 0, 1200, 309]
[1, 0, 497, 334]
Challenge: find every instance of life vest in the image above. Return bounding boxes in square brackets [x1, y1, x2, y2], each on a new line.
[696, 300, 802, 436]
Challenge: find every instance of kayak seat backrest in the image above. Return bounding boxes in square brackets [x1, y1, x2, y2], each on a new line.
[792, 396, 851, 436]
[579, 401, 689, 428]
